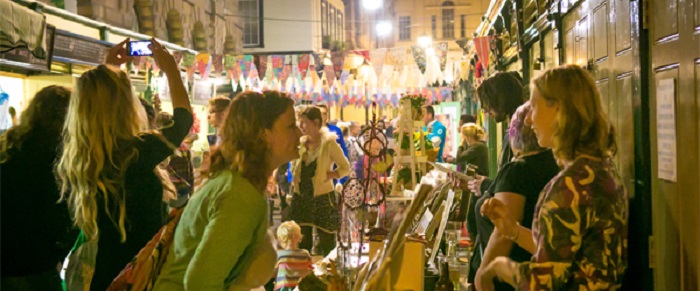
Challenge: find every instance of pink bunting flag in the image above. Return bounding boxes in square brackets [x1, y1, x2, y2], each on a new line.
[212, 55, 224, 76]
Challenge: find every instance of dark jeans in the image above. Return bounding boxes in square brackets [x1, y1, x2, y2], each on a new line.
[1, 270, 62, 291]
[300, 226, 336, 257]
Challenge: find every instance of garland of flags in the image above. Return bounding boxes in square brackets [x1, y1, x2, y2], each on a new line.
[135, 43, 475, 108]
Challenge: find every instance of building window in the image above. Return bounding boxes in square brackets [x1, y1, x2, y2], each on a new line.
[460, 15, 466, 38]
[431, 15, 436, 38]
[337, 11, 343, 42]
[240, 0, 262, 47]
[330, 7, 336, 41]
[399, 16, 411, 41]
[321, 1, 328, 48]
[442, 1, 454, 39]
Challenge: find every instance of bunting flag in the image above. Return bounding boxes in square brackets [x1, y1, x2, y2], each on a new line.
[474, 36, 493, 69]
[324, 65, 335, 87]
[410, 45, 427, 74]
[265, 55, 274, 81]
[389, 47, 406, 68]
[224, 55, 236, 70]
[434, 42, 449, 72]
[299, 54, 311, 78]
[271, 55, 284, 79]
[424, 49, 441, 86]
[312, 53, 324, 74]
[331, 52, 345, 80]
[212, 54, 224, 76]
[202, 58, 212, 80]
[172, 51, 184, 67]
[181, 53, 196, 68]
[369, 48, 387, 77]
[248, 62, 259, 80]
[239, 55, 253, 79]
[195, 53, 210, 79]
[257, 55, 267, 79]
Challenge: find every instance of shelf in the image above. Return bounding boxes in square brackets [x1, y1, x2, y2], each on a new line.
[395, 155, 428, 164]
[398, 119, 426, 129]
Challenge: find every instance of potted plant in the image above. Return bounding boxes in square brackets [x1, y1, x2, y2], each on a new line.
[401, 95, 427, 121]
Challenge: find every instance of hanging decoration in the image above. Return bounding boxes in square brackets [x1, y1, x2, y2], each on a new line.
[474, 36, 493, 69]
[212, 54, 223, 77]
[410, 45, 427, 74]
[434, 42, 449, 72]
[166, 8, 184, 46]
[134, 0, 155, 36]
[192, 20, 208, 52]
[298, 54, 311, 77]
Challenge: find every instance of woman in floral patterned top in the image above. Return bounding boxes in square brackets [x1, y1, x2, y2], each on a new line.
[478, 65, 628, 290]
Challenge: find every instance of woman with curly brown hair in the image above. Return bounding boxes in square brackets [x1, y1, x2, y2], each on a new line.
[154, 91, 302, 290]
[1, 86, 73, 291]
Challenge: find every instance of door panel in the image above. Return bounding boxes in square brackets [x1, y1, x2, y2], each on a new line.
[650, 0, 700, 287]
[652, 0, 679, 39]
[593, 3, 609, 61]
[565, 28, 575, 64]
[615, 0, 631, 52]
[576, 17, 589, 66]
[651, 68, 683, 291]
[597, 80, 610, 114]
[616, 74, 635, 199]
[696, 0, 700, 30]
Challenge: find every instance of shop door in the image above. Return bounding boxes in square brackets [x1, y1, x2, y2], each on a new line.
[649, 0, 700, 288]
[562, 0, 652, 289]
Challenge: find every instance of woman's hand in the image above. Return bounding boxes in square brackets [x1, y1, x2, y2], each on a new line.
[477, 257, 517, 290]
[149, 37, 179, 74]
[468, 175, 485, 196]
[105, 38, 133, 66]
[326, 171, 338, 180]
[475, 265, 496, 291]
[481, 198, 518, 239]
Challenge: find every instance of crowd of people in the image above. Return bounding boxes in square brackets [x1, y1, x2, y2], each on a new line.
[0, 36, 627, 291]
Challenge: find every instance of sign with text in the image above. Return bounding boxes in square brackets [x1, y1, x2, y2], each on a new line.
[52, 30, 111, 66]
[656, 78, 677, 182]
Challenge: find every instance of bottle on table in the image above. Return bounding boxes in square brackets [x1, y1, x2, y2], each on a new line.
[435, 260, 455, 291]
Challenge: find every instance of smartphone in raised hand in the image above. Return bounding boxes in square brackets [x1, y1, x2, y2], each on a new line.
[127, 40, 153, 57]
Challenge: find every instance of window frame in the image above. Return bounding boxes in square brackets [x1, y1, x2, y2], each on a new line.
[442, 8, 454, 39]
[431, 15, 437, 38]
[399, 16, 411, 41]
[460, 14, 466, 38]
[240, 0, 264, 48]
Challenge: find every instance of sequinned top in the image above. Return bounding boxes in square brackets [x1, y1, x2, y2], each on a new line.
[515, 156, 628, 290]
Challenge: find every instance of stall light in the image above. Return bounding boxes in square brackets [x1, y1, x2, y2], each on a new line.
[376, 21, 392, 37]
[363, 0, 382, 10]
[418, 35, 432, 47]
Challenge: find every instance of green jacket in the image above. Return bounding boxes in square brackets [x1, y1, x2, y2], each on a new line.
[154, 170, 276, 290]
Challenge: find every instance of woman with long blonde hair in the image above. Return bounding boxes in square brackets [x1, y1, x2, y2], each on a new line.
[478, 65, 627, 290]
[56, 38, 193, 290]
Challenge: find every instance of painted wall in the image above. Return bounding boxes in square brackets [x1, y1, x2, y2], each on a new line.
[393, 0, 488, 56]
[242, 0, 344, 54]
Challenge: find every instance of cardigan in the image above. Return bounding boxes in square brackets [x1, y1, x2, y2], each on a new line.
[153, 170, 276, 290]
[292, 129, 351, 196]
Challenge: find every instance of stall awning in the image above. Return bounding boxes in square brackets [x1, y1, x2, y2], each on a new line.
[0, 0, 47, 59]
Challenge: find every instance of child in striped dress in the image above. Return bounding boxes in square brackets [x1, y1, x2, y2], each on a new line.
[274, 221, 314, 291]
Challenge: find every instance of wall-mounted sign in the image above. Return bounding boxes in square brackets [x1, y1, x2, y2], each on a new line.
[0, 25, 55, 72]
[52, 29, 111, 66]
[656, 78, 677, 182]
[192, 80, 213, 105]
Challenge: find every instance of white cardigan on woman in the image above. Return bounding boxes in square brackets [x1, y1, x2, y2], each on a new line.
[292, 129, 351, 196]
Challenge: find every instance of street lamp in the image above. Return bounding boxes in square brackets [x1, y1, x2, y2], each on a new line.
[363, 0, 382, 10]
[376, 21, 392, 37]
[418, 35, 432, 47]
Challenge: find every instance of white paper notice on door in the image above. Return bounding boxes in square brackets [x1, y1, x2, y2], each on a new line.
[656, 78, 677, 182]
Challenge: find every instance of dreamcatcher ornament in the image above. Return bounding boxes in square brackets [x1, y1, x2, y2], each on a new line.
[340, 102, 389, 272]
